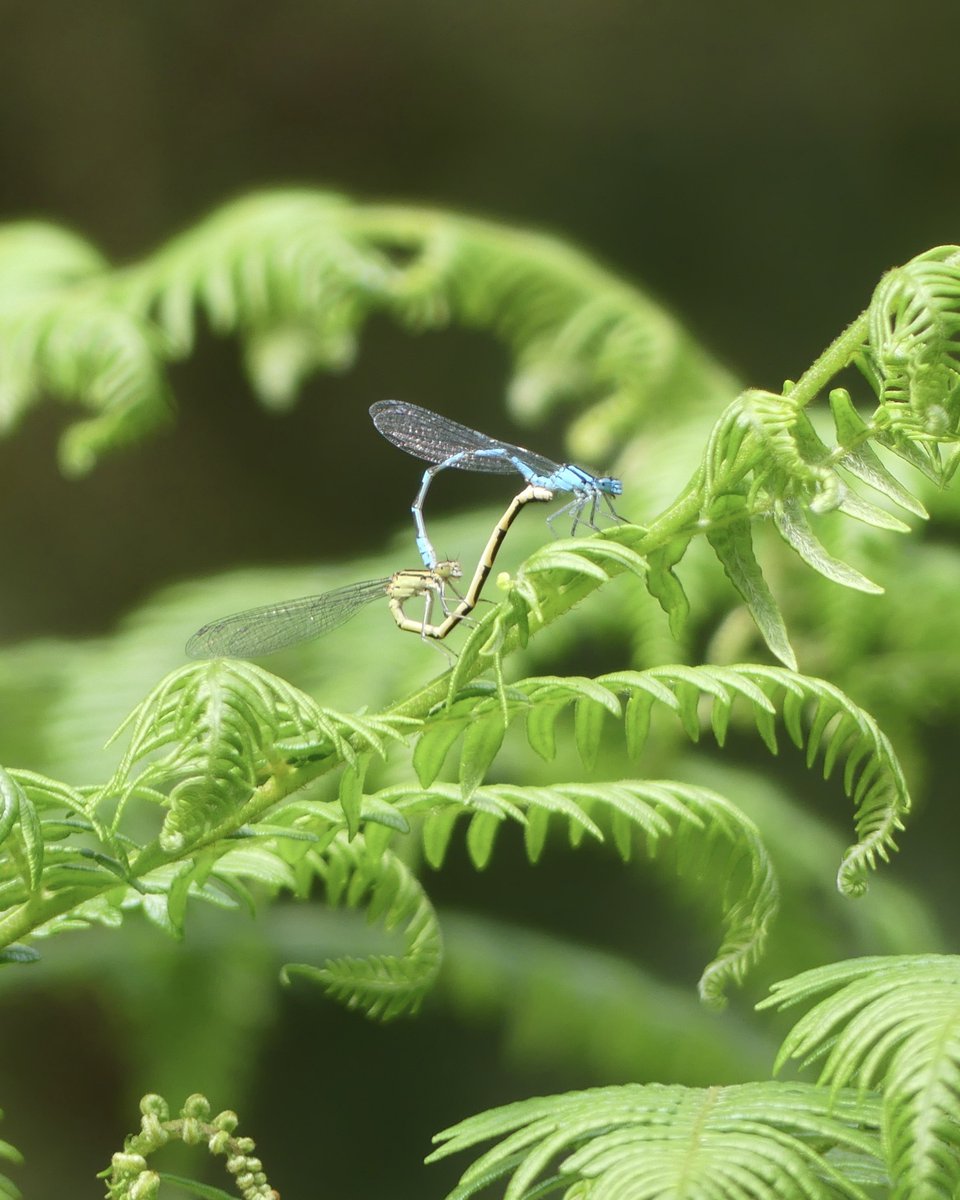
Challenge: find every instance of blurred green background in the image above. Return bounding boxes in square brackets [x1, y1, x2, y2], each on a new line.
[1, 3, 959, 1197]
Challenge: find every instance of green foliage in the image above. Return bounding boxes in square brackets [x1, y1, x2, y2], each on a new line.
[0, 191, 732, 476]
[103, 659, 408, 850]
[865, 247, 960, 442]
[281, 831, 442, 1019]
[3, 194, 960, 1197]
[411, 664, 909, 898]
[762, 956, 960, 1200]
[369, 775, 778, 1006]
[429, 1081, 885, 1200]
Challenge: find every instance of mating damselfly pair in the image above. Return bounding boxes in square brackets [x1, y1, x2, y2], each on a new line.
[186, 402, 627, 658]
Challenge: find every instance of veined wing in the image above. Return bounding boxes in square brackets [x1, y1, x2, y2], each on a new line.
[186, 577, 391, 658]
[370, 399, 560, 477]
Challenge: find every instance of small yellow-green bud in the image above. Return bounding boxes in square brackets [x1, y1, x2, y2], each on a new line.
[139, 1095, 169, 1120]
[130, 1170, 160, 1200]
[183, 1093, 211, 1119]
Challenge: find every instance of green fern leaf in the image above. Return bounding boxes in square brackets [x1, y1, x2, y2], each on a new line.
[0, 770, 40, 889]
[868, 248, 960, 426]
[414, 716, 467, 787]
[643, 537, 691, 639]
[466, 811, 503, 870]
[377, 778, 776, 1003]
[573, 698, 606, 769]
[338, 755, 369, 839]
[103, 661, 389, 850]
[12, 789, 42, 891]
[773, 496, 883, 594]
[828, 388, 928, 517]
[0, 224, 175, 475]
[430, 1081, 882, 1200]
[0, 770, 17, 846]
[0, 767, 105, 902]
[600, 666, 909, 894]
[706, 494, 799, 669]
[459, 714, 507, 800]
[763, 954, 960, 1200]
[524, 700, 565, 762]
[282, 832, 442, 1020]
[424, 666, 906, 899]
[524, 547, 610, 582]
[0, 1106, 23, 1200]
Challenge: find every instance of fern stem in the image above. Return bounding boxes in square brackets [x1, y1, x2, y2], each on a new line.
[0, 776, 303, 948]
[0, 887, 92, 947]
[784, 311, 870, 408]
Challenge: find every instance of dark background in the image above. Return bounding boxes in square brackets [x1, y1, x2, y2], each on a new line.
[2, 3, 960, 1197]
[3, 1, 960, 641]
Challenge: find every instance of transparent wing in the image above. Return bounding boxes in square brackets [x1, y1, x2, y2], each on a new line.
[370, 399, 560, 477]
[185, 577, 391, 658]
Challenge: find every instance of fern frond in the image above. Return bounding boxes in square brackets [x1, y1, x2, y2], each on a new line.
[0, 221, 106, 294]
[117, 189, 731, 445]
[678, 758, 944, 968]
[282, 831, 441, 1020]
[119, 191, 375, 368]
[763, 955, 960, 1200]
[867, 247, 960, 436]
[429, 1081, 883, 1200]
[0, 191, 734, 475]
[422, 665, 909, 897]
[692, 372, 946, 661]
[0, 765, 118, 901]
[0, 222, 172, 474]
[522, 536, 648, 584]
[102, 660, 409, 851]
[370, 778, 777, 1005]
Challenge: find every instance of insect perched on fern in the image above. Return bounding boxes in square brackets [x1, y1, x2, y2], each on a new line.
[2, 193, 960, 1200]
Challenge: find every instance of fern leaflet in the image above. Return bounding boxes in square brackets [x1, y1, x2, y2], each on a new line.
[429, 1082, 883, 1200]
[282, 831, 442, 1019]
[762, 954, 960, 1200]
[366, 778, 776, 1006]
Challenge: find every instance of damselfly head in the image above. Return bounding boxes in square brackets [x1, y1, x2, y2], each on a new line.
[600, 476, 623, 496]
[435, 559, 463, 580]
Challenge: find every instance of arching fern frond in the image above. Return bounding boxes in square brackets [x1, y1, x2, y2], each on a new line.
[428, 1081, 883, 1200]
[0, 221, 105, 295]
[762, 954, 960, 1200]
[117, 187, 731, 461]
[368, 778, 777, 1006]
[102, 660, 410, 851]
[866, 247, 960, 445]
[0, 223, 172, 474]
[282, 830, 441, 1020]
[0, 191, 733, 473]
[415, 665, 909, 897]
[118, 191, 378, 374]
